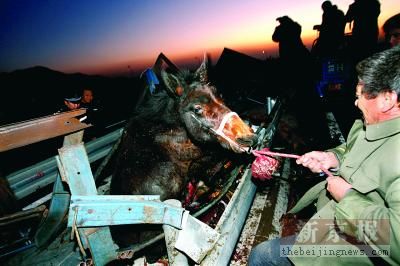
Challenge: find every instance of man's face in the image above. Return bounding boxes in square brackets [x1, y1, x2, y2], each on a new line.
[354, 82, 381, 125]
[388, 29, 400, 47]
[82, 89, 93, 104]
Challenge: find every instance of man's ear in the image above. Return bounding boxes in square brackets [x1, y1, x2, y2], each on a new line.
[380, 91, 398, 112]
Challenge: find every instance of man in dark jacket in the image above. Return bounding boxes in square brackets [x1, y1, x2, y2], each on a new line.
[345, 0, 381, 61]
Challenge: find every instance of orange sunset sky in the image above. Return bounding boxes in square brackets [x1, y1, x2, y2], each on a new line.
[0, 0, 398, 76]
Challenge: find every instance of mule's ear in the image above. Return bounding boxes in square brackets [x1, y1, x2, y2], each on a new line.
[194, 53, 209, 84]
[161, 70, 184, 97]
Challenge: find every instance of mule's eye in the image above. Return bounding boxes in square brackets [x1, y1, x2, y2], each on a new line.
[193, 105, 203, 115]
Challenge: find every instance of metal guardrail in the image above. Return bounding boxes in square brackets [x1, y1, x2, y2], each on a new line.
[202, 98, 283, 265]
[2, 96, 283, 265]
[0, 109, 90, 152]
[5, 128, 123, 200]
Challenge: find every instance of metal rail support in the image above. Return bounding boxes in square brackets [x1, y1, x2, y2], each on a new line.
[56, 133, 118, 265]
[0, 109, 90, 152]
[58, 133, 219, 264]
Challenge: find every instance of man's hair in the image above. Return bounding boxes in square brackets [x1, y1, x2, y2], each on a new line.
[82, 87, 93, 93]
[356, 45, 400, 100]
[322, 1, 332, 10]
[276, 15, 291, 24]
[382, 13, 400, 34]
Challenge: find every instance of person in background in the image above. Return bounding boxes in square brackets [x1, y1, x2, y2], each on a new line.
[59, 88, 97, 112]
[80, 88, 94, 108]
[345, 0, 381, 62]
[313, 1, 345, 58]
[59, 94, 81, 112]
[272, 15, 327, 147]
[382, 13, 400, 48]
[272, 15, 314, 95]
[78, 87, 102, 139]
[249, 45, 400, 265]
[272, 16, 310, 66]
[58, 87, 102, 140]
[79, 88, 100, 125]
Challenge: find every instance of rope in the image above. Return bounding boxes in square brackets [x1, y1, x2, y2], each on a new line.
[251, 149, 333, 177]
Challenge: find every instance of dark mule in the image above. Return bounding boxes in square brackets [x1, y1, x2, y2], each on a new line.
[110, 59, 256, 200]
[109, 59, 256, 258]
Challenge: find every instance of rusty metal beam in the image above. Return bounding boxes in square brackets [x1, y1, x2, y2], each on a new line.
[0, 109, 91, 152]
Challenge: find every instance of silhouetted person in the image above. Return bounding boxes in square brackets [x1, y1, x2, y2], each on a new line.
[272, 16, 310, 66]
[272, 15, 317, 92]
[272, 16, 326, 144]
[382, 13, 400, 48]
[345, 0, 380, 62]
[272, 16, 314, 88]
[313, 1, 345, 58]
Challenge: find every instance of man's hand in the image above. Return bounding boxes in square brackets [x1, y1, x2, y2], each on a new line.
[64, 100, 80, 110]
[326, 176, 353, 202]
[296, 151, 339, 173]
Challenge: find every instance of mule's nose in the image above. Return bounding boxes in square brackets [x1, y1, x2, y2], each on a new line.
[236, 133, 258, 147]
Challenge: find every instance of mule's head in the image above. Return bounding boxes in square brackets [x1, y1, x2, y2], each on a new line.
[161, 57, 257, 153]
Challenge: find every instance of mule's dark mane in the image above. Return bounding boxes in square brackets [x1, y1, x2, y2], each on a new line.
[134, 91, 178, 124]
[134, 70, 202, 124]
